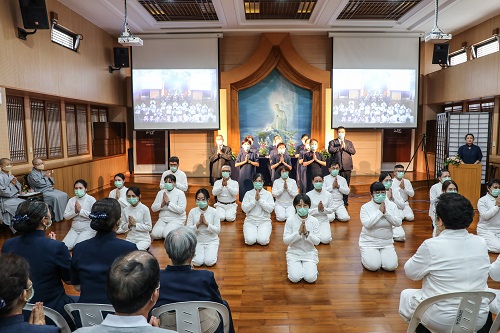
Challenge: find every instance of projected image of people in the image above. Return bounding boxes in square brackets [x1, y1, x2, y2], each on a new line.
[332, 69, 417, 128]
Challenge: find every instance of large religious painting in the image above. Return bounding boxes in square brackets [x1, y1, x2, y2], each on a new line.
[238, 69, 312, 155]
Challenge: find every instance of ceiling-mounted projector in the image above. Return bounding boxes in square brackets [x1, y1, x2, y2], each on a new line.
[425, 0, 452, 43]
[118, 0, 142, 46]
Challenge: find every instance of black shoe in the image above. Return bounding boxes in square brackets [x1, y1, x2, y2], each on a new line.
[344, 202, 349, 207]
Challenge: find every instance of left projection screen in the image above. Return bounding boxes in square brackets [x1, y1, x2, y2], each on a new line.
[132, 36, 220, 130]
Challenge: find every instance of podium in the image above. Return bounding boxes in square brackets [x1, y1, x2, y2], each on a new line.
[448, 164, 482, 208]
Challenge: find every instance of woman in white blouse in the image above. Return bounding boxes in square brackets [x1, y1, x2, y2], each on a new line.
[306, 174, 334, 244]
[241, 173, 275, 246]
[272, 166, 298, 222]
[186, 188, 221, 266]
[477, 179, 500, 253]
[118, 186, 152, 250]
[108, 173, 129, 210]
[62, 179, 97, 250]
[151, 174, 187, 240]
[283, 193, 321, 283]
[379, 172, 406, 242]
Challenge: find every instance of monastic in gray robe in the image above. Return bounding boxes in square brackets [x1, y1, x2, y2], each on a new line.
[0, 172, 25, 227]
[27, 168, 69, 222]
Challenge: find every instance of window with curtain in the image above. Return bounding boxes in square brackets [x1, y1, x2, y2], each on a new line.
[91, 106, 108, 122]
[30, 99, 63, 159]
[6, 96, 28, 163]
[66, 103, 89, 156]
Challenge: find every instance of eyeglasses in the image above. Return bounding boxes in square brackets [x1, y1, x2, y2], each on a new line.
[155, 284, 160, 291]
[25, 282, 33, 291]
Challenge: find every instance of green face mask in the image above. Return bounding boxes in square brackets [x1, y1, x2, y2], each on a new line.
[114, 181, 123, 188]
[170, 166, 178, 173]
[310, 145, 318, 151]
[396, 172, 405, 179]
[278, 148, 286, 154]
[221, 171, 230, 179]
[164, 183, 174, 191]
[196, 200, 208, 209]
[492, 189, 500, 197]
[281, 172, 289, 179]
[253, 182, 263, 190]
[297, 207, 309, 217]
[74, 189, 85, 198]
[446, 189, 457, 193]
[313, 182, 323, 190]
[383, 181, 393, 190]
[127, 197, 139, 205]
[330, 169, 339, 177]
[373, 193, 386, 204]
[441, 176, 451, 183]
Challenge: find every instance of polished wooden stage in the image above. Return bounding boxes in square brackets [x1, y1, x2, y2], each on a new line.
[1, 175, 498, 333]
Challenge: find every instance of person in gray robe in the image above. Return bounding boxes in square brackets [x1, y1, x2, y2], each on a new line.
[27, 158, 69, 222]
[0, 158, 25, 230]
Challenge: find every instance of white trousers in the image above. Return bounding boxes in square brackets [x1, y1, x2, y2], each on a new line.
[243, 222, 272, 245]
[192, 242, 220, 267]
[393, 225, 406, 242]
[63, 227, 96, 250]
[215, 203, 237, 222]
[401, 203, 414, 221]
[287, 260, 318, 283]
[151, 220, 182, 240]
[274, 203, 295, 222]
[126, 239, 151, 250]
[318, 220, 332, 244]
[333, 205, 350, 222]
[477, 229, 500, 253]
[360, 246, 398, 271]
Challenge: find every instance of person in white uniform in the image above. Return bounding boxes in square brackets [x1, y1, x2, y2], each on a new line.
[323, 161, 350, 222]
[108, 173, 129, 210]
[391, 164, 414, 221]
[283, 193, 321, 283]
[429, 169, 450, 232]
[212, 165, 239, 222]
[359, 182, 402, 271]
[442, 180, 458, 193]
[399, 193, 491, 333]
[151, 174, 187, 240]
[62, 179, 97, 250]
[186, 188, 221, 266]
[117, 186, 152, 250]
[488, 253, 500, 315]
[0, 158, 25, 230]
[159, 156, 188, 192]
[306, 175, 334, 244]
[380, 172, 406, 242]
[477, 178, 500, 253]
[272, 166, 298, 222]
[241, 173, 275, 246]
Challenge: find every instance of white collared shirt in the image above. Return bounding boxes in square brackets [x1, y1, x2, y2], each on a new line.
[272, 177, 298, 206]
[323, 174, 350, 203]
[212, 178, 239, 203]
[100, 314, 151, 328]
[391, 178, 414, 202]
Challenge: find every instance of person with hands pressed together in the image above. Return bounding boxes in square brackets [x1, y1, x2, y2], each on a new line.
[108, 173, 129, 210]
[270, 142, 292, 181]
[303, 139, 326, 192]
[160, 156, 188, 192]
[307, 175, 334, 244]
[0, 158, 25, 231]
[117, 186, 152, 250]
[477, 179, 500, 252]
[391, 165, 414, 221]
[210, 135, 233, 185]
[323, 161, 350, 222]
[380, 172, 406, 242]
[272, 166, 299, 222]
[212, 165, 239, 222]
[235, 139, 259, 202]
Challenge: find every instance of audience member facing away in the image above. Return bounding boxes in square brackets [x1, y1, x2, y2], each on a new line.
[0, 158, 25, 231]
[306, 174, 334, 245]
[399, 193, 491, 333]
[391, 164, 415, 221]
[328, 126, 356, 206]
[186, 188, 221, 266]
[62, 179, 96, 250]
[359, 182, 402, 272]
[442, 180, 458, 193]
[379, 172, 406, 242]
[212, 165, 239, 222]
[322, 160, 350, 222]
[429, 169, 451, 233]
[160, 156, 188, 192]
[477, 178, 500, 253]
[272, 165, 299, 222]
[209, 135, 233, 185]
[270, 142, 292, 182]
[27, 158, 69, 222]
[302, 139, 326, 192]
[151, 174, 187, 240]
[235, 139, 259, 202]
[117, 186, 152, 250]
[108, 173, 129, 210]
[75, 251, 173, 333]
[154, 227, 235, 333]
[283, 194, 321, 283]
[71, 198, 137, 304]
[457, 133, 483, 164]
[0, 253, 59, 333]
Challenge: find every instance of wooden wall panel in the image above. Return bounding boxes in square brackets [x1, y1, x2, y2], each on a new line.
[348, 131, 382, 175]
[169, 132, 213, 178]
[220, 36, 262, 72]
[290, 35, 332, 71]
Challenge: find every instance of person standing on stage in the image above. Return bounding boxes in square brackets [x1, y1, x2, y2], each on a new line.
[295, 134, 309, 192]
[328, 126, 356, 206]
[457, 133, 483, 165]
[209, 135, 232, 185]
[270, 142, 292, 182]
[235, 139, 259, 202]
[302, 139, 326, 193]
[297, 138, 310, 193]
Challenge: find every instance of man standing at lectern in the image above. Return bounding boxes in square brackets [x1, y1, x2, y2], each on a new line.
[328, 126, 356, 206]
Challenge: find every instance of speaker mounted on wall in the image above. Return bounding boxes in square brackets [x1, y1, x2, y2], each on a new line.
[18, 0, 49, 40]
[432, 43, 450, 65]
[109, 47, 130, 73]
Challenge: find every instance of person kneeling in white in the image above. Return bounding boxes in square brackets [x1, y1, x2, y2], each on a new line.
[151, 174, 186, 240]
[323, 161, 350, 222]
[186, 188, 221, 266]
[359, 182, 402, 271]
[212, 165, 239, 222]
[117, 186, 152, 250]
[399, 193, 491, 332]
[306, 175, 334, 244]
[380, 172, 406, 242]
[391, 165, 415, 221]
[477, 178, 500, 253]
[242, 173, 275, 245]
[272, 166, 298, 222]
[283, 193, 321, 283]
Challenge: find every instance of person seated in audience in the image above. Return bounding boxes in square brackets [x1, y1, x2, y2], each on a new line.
[62, 179, 96, 250]
[241, 173, 274, 246]
[151, 174, 187, 240]
[297, 138, 310, 193]
[107, 173, 129, 210]
[380, 172, 406, 242]
[272, 166, 298, 222]
[391, 164, 414, 221]
[323, 161, 350, 222]
[117, 186, 152, 250]
[477, 179, 500, 253]
[0, 253, 59, 333]
[359, 182, 402, 271]
[302, 139, 326, 192]
[442, 179, 458, 193]
[212, 165, 239, 222]
[306, 174, 334, 244]
[235, 139, 259, 202]
[27, 158, 69, 222]
[270, 142, 292, 182]
[160, 156, 188, 192]
[209, 135, 232, 185]
[186, 188, 221, 266]
[283, 194, 321, 283]
[429, 169, 450, 231]
[0, 158, 24, 231]
[75, 251, 172, 333]
[1, 201, 74, 325]
[399, 193, 491, 333]
[71, 198, 137, 304]
[154, 227, 235, 333]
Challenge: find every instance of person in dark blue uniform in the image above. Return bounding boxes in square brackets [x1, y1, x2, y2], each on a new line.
[457, 133, 483, 164]
[270, 142, 292, 181]
[297, 137, 310, 193]
[235, 139, 259, 202]
[302, 139, 326, 192]
[0, 253, 60, 333]
[71, 198, 137, 304]
[1, 201, 74, 325]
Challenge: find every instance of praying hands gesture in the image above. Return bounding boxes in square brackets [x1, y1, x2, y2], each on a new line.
[75, 200, 81, 214]
[332, 178, 339, 189]
[255, 190, 260, 201]
[245, 154, 249, 163]
[318, 201, 324, 212]
[115, 189, 120, 199]
[298, 220, 309, 238]
[43, 170, 52, 178]
[10, 176, 18, 185]
[48, 232, 56, 240]
[341, 141, 346, 149]
[222, 177, 228, 187]
[379, 201, 386, 214]
[387, 188, 393, 201]
[283, 180, 288, 190]
[312, 153, 318, 161]
[496, 196, 500, 207]
[400, 179, 405, 190]
[162, 192, 170, 207]
[280, 155, 284, 163]
[29, 302, 46, 325]
[128, 216, 136, 228]
[196, 213, 208, 228]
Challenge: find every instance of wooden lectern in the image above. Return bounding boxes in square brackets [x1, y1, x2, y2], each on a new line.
[448, 164, 482, 209]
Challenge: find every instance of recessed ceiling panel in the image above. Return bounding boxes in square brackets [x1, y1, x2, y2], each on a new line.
[244, 0, 318, 20]
[338, 0, 423, 20]
[139, 0, 218, 21]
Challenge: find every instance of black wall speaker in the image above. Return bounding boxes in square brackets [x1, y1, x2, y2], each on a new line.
[113, 47, 130, 68]
[432, 43, 450, 65]
[18, 0, 50, 29]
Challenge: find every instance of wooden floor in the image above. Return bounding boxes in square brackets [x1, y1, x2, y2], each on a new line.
[1, 176, 499, 333]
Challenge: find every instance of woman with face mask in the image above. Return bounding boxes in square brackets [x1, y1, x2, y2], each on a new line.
[117, 186, 152, 250]
[241, 173, 275, 246]
[283, 194, 321, 283]
[108, 173, 129, 209]
[306, 175, 334, 244]
[62, 179, 96, 250]
[0, 158, 25, 232]
[379, 172, 406, 242]
[359, 182, 402, 271]
[270, 142, 292, 182]
[477, 179, 500, 253]
[235, 139, 260, 202]
[323, 161, 350, 222]
[272, 166, 299, 222]
[302, 139, 326, 192]
[429, 169, 451, 232]
[442, 180, 458, 193]
[186, 188, 221, 266]
[297, 138, 311, 193]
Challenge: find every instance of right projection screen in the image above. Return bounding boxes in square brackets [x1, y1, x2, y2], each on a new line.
[331, 34, 420, 129]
